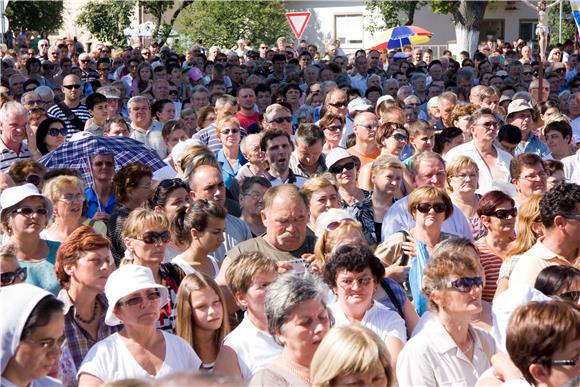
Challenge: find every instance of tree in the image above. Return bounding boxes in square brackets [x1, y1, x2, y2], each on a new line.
[548, 0, 576, 45]
[364, 0, 426, 34]
[141, 0, 194, 46]
[431, 0, 488, 56]
[76, 0, 135, 47]
[177, 0, 292, 49]
[5, 0, 64, 35]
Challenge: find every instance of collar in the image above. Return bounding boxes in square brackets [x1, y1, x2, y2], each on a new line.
[534, 237, 567, 261]
[263, 168, 299, 184]
[58, 289, 108, 315]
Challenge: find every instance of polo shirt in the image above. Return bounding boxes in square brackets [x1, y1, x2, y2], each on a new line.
[0, 140, 31, 173]
[289, 151, 326, 178]
[514, 133, 551, 159]
[347, 146, 380, 169]
[262, 168, 307, 188]
[226, 234, 316, 262]
[509, 238, 576, 288]
[129, 120, 166, 159]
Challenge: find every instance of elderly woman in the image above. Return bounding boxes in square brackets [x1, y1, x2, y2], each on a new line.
[250, 272, 332, 386]
[77, 264, 201, 385]
[215, 116, 246, 196]
[122, 208, 186, 333]
[358, 122, 408, 191]
[0, 243, 27, 286]
[0, 184, 60, 295]
[326, 147, 369, 208]
[475, 190, 517, 302]
[310, 325, 394, 387]
[323, 244, 407, 374]
[108, 162, 153, 265]
[319, 112, 345, 153]
[42, 175, 107, 242]
[376, 186, 453, 299]
[1, 284, 65, 387]
[35, 117, 67, 156]
[396, 238, 497, 386]
[446, 156, 485, 240]
[55, 226, 119, 386]
[301, 173, 340, 235]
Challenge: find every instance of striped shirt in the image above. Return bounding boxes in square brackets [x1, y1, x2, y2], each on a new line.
[475, 237, 503, 302]
[47, 102, 92, 139]
[0, 140, 31, 172]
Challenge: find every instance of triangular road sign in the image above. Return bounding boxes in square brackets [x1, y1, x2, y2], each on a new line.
[286, 11, 311, 40]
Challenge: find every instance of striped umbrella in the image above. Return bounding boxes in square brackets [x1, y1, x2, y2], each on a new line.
[371, 25, 433, 50]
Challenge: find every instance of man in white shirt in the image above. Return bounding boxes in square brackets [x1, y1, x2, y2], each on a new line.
[127, 96, 165, 158]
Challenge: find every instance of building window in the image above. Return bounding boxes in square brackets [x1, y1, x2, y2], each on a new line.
[335, 14, 363, 50]
[520, 20, 538, 42]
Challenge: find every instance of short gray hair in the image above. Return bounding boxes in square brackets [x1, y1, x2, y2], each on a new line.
[35, 86, 54, 100]
[264, 103, 291, 122]
[191, 85, 209, 95]
[0, 101, 28, 122]
[128, 95, 151, 108]
[214, 94, 237, 110]
[265, 272, 331, 346]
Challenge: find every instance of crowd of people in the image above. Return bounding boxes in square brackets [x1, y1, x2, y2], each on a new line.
[0, 30, 579, 387]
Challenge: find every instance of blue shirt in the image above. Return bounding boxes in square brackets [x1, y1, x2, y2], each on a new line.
[514, 133, 550, 159]
[84, 186, 116, 218]
[216, 149, 247, 191]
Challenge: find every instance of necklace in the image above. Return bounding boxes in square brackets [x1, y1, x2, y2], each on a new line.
[75, 300, 98, 324]
[459, 330, 474, 354]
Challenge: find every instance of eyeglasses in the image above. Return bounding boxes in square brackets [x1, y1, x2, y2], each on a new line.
[391, 133, 408, 142]
[1, 267, 27, 286]
[221, 128, 239, 135]
[25, 175, 42, 186]
[169, 90, 178, 96]
[357, 123, 379, 130]
[445, 276, 484, 292]
[138, 230, 171, 245]
[12, 207, 49, 216]
[522, 71, 533, 76]
[416, 202, 447, 214]
[63, 84, 81, 90]
[454, 172, 478, 180]
[60, 193, 85, 203]
[24, 99, 43, 106]
[561, 213, 580, 221]
[559, 290, 580, 302]
[80, 59, 91, 64]
[48, 127, 67, 137]
[476, 121, 498, 128]
[554, 68, 566, 74]
[325, 125, 342, 132]
[338, 276, 374, 289]
[329, 161, 356, 174]
[141, 51, 151, 55]
[519, 171, 547, 181]
[268, 116, 292, 124]
[98, 67, 110, 72]
[326, 218, 357, 231]
[490, 208, 517, 219]
[329, 101, 347, 108]
[117, 290, 161, 308]
[550, 358, 578, 367]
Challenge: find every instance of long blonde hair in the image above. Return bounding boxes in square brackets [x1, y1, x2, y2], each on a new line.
[175, 272, 230, 354]
[505, 195, 543, 258]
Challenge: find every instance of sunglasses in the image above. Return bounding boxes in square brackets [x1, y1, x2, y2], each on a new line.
[416, 202, 447, 214]
[138, 230, 171, 245]
[12, 207, 49, 216]
[490, 208, 517, 219]
[221, 128, 239, 135]
[522, 71, 533, 76]
[159, 178, 188, 190]
[80, 60, 91, 63]
[559, 290, 580, 303]
[63, 84, 81, 90]
[326, 218, 357, 231]
[25, 175, 42, 186]
[329, 101, 347, 108]
[325, 125, 342, 132]
[169, 90, 178, 96]
[48, 127, 67, 137]
[269, 116, 292, 124]
[329, 161, 355, 174]
[554, 68, 566, 73]
[0, 267, 27, 286]
[445, 276, 484, 292]
[392, 133, 408, 142]
[117, 289, 161, 308]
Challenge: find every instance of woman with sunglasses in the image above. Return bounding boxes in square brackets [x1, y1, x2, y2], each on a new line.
[0, 243, 27, 286]
[35, 117, 67, 156]
[319, 112, 345, 153]
[122, 208, 186, 333]
[77, 264, 201, 385]
[358, 122, 409, 192]
[323, 244, 407, 378]
[326, 147, 369, 208]
[108, 163, 153, 265]
[474, 190, 517, 303]
[397, 238, 497, 386]
[0, 184, 60, 295]
[215, 116, 246, 198]
[42, 175, 107, 243]
[534, 265, 580, 303]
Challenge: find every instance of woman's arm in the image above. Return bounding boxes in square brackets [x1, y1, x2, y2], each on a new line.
[402, 298, 419, 338]
[213, 340, 243, 380]
[77, 373, 104, 387]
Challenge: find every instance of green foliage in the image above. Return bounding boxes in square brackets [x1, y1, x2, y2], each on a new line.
[364, 0, 426, 34]
[76, 0, 135, 47]
[430, 0, 457, 15]
[548, 0, 577, 44]
[177, 0, 292, 49]
[5, 0, 64, 35]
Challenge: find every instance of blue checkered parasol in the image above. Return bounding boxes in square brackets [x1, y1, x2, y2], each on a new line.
[39, 136, 167, 186]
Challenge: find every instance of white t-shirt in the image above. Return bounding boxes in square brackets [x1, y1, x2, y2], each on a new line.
[77, 331, 201, 383]
[329, 301, 407, 344]
[171, 254, 220, 278]
[223, 314, 282, 380]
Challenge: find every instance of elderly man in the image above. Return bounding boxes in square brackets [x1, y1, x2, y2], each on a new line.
[36, 39, 49, 60]
[47, 74, 91, 138]
[35, 86, 55, 111]
[187, 164, 252, 262]
[236, 133, 268, 182]
[261, 129, 307, 187]
[78, 53, 99, 84]
[434, 91, 457, 131]
[444, 108, 512, 194]
[239, 176, 272, 236]
[381, 151, 472, 242]
[8, 74, 26, 101]
[289, 123, 326, 177]
[348, 111, 381, 168]
[510, 182, 580, 288]
[506, 100, 550, 158]
[0, 102, 31, 172]
[20, 91, 44, 113]
[262, 104, 293, 135]
[152, 79, 170, 101]
[127, 95, 165, 158]
[194, 94, 245, 153]
[528, 78, 550, 105]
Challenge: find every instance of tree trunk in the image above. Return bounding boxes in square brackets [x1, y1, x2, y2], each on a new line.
[451, 0, 488, 57]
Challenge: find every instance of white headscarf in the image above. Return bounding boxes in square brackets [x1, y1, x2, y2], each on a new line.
[0, 284, 53, 373]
